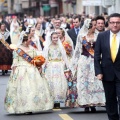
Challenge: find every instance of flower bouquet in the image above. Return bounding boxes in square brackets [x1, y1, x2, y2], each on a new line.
[63, 41, 72, 55]
[31, 55, 45, 67]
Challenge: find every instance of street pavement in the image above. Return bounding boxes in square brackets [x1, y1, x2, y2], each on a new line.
[0, 71, 108, 120]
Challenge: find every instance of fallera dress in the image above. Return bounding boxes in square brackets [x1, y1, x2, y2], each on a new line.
[44, 44, 68, 103]
[70, 35, 105, 107]
[4, 47, 53, 114]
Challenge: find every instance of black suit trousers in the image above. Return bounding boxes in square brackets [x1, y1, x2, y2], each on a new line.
[102, 76, 120, 120]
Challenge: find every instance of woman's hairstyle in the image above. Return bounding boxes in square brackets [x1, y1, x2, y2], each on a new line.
[57, 28, 65, 36]
[88, 18, 96, 29]
[35, 23, 41, 28]
[51, 32, 58, 40]
[22, 33, 29, 42]
[0, 23, 6, 28]
[26, 26, 34, 34]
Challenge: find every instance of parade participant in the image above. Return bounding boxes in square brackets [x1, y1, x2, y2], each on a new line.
[29, 26, 42, 51]
[67, 16, 81, 48]
[95, 16, 105, 32]
[71, 18, 105, 112]
[10, 16, 20, 45]
[0, 23, 12, 75]
[56, 28, 74, 64]
[94, 13, 120, 120]
[45, 18, 62, 46]
[4, 34, 53, 114]
[60, 16, 70, 31]
[43, 32, 69, 108]
[22, 19, 28, 31]
[27, 15, 36, 26]
[4, 15, 11, 31]
[35, 23, 44, 49]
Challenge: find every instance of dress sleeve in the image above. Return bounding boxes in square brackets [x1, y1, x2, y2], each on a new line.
[11, 51, 19, 68]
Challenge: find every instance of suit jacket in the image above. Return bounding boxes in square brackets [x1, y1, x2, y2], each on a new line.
[67, 28, 78, 48]
[94, 30, 120, 81]
[65, 23, 71, 30]
[4, 21, 10, 31]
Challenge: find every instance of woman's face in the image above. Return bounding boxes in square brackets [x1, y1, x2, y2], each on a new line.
[30, 28, 35, 36]
[51, 34, 58, 45]
[91, 20, 96, 32]
[0, 24, 6, 31]
[56, 29, 62, 38]
[36, 24, 41, 30]
[26, 36, 32, 45]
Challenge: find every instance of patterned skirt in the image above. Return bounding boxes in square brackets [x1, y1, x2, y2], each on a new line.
[66, 55, 105, 107]
[45, 61, 68, 103]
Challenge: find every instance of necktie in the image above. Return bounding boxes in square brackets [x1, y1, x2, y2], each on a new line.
[76, 29, 79, 35]
[111, 34, 117, 62]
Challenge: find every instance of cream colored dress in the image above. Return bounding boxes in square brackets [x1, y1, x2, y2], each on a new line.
[4, 47, 53, 114]
[44, 44, 68, 103]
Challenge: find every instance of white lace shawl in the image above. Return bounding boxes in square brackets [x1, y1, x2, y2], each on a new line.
[43, 32, 70, 69]
[71, 18, 99, 76]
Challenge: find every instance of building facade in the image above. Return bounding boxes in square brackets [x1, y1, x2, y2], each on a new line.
[0, 0, 119, 16]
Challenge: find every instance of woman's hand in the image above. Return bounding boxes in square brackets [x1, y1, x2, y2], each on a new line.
[38, 67, 42, 73]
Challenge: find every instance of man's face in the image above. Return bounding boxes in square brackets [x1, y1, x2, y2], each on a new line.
[96, 19, 105, 32]
[108, 17, 120, 33]
[54, 20, 61, 29]
[73, 18, 80, 28]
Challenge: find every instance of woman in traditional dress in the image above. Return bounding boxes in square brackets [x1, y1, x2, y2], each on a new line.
[35, 23, 44, 49]
[71, 18, 105, 112]
[4, 34, 53, 114]
[43, 32, 69, 108]
[0, 23, 12, 75]
[56, 28, 74, 65]
[29, 27, 42, 51]
[10, 16, 20, 45]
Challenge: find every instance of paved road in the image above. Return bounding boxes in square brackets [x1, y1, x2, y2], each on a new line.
[0, 71, 108, 120]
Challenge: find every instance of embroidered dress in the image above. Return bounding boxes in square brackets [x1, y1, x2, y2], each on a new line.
[71, 36, 105, 107]
[0, 30, 12, 70]
[44, 44, 68, 103]
[4, 47, 53, 114]
[70, 18, 105, 107]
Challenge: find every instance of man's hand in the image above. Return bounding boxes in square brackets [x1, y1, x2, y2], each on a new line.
[97, 74, 103, 80]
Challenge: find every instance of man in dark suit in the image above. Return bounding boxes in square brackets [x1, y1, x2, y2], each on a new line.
[22, 20, 28, 31]
[4, 15, 11, 31]
[67, 16, 81, 48]
[94, 13, 120, 120]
